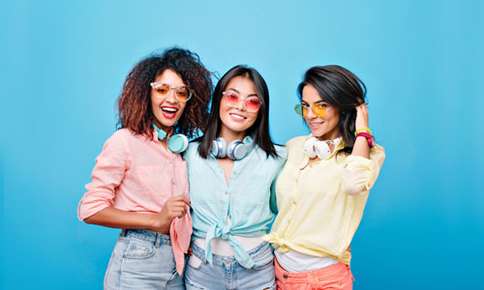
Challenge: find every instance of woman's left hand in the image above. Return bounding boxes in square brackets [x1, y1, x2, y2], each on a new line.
[355, 103, 369, 130]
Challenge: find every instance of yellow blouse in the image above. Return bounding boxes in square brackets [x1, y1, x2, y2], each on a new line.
[266, 135, 385, 265]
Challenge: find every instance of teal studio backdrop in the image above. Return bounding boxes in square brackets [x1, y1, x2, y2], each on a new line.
[1, 0, 483, 289]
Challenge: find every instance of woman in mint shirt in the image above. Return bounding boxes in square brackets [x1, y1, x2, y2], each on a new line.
[183, 65, 286, 290]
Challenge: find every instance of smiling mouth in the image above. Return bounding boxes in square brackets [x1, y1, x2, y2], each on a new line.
[161, 106, 178, 113]
[309, 121, 324, 127]
[229, 113, 247, 120]
[160, 106, 179, 119]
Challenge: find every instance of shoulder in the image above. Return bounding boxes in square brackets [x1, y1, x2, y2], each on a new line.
[109, 128, 146, 142]
[187, 140, 201, 151]
[273, 144, 288, 161]
[108, 128, 154, 147]
[184, 141, 201, 160]
[281, 135, 309, 163]
[103, 128, 132, 147]
[285, 135, 308, 154]
[286, 135, 308, 149]
[109, 128, 130, 139]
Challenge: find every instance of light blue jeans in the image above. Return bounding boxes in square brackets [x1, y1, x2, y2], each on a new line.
[104, 229, 184, 290]
[184, 242, 275, 290]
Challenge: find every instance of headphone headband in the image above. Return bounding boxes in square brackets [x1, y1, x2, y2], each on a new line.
[210, 136, 255, 160]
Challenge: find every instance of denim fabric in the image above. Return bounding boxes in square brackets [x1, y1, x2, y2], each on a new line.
[184, 242, 275, 290]
[104, 229, 185, 290]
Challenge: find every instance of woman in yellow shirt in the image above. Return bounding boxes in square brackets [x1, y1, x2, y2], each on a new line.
[266, 65, 385, 290]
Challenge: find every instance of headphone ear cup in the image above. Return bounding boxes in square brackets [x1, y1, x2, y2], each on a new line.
[211, 137, 227, 158]
[167, 134, 188, 153]
[153, 124, 167, 140]
[314, 142, 331, 159]
[303, 137, 318, 158]
[227, 140, 243, 160]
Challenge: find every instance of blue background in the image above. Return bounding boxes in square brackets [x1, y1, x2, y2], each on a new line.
[2, 1, 483, 289]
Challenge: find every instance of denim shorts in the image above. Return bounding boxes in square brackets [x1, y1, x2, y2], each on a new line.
[104, 229, 184, 290]
[184, 241, 275, 290]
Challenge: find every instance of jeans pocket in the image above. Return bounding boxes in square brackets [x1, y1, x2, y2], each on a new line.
[119, 241, 179, 289]
[104, 238, 129, 290]
[123, 238, 156, 259]
[184, 258, 208, 290]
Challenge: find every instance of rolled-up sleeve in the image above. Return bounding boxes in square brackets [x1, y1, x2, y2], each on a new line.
[342, 145, 385, 195]
[77, 131, 130, 220]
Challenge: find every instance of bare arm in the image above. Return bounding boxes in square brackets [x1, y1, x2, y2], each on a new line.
[84, 195, 189, 234]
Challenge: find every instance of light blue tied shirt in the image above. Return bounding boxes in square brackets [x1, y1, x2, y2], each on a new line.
[184, 141, 286, 268]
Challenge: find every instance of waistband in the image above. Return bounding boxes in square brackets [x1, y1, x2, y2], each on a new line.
[191, 240, 270, 267]
[120, 229, 171, 247]
[274, 256, 351, 281]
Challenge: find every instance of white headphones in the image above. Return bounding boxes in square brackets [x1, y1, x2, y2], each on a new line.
[303, 136, 342, 160]
[210, 136, 255, 160]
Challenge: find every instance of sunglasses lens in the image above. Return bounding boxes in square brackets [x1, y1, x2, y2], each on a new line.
[245, 97, 261, 112]
[175, 87, 190, 102]
[154, 83, 170, 95]
[224, 92, 239, 104]
[294, 104, 304, 116]
[313, 104, 326, 118]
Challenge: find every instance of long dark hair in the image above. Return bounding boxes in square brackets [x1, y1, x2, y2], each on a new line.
[117, 47, 212, 139]
[297, 65, 366, 155]
[198, 65, 278, 158]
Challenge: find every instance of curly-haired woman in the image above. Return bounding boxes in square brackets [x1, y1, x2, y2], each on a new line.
[78, 47, 212, 290]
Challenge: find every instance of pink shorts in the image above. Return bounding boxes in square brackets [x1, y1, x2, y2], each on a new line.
[274, 257, 354, 290]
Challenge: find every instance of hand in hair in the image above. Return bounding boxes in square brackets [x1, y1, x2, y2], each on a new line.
[352, 104, 371, 159]
[355, 103, 369, 130]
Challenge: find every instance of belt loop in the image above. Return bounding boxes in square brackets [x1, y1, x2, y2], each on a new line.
[154, 233, 160, 247]
[120, 229, 128, 237]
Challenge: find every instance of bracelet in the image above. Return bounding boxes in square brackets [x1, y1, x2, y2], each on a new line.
[355, 127, 372, 136]
[356, 132, 375, 148]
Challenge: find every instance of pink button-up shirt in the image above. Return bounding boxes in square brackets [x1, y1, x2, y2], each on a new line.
[78, 128, 191, 274]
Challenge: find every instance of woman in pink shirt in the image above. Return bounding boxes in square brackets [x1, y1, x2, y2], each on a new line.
[78, 48, 212, 290]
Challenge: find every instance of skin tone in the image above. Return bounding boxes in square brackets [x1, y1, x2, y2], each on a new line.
[302, 84, 370, 160]
[217, 76, 259, 182]
[84, 69, 190, 234]
[151, 69, 188, 134]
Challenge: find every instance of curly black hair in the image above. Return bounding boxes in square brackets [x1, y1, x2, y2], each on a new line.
[117, 47, 213, 138]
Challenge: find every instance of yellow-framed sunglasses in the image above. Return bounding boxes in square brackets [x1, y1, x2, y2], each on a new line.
[294, 102, 328, 118]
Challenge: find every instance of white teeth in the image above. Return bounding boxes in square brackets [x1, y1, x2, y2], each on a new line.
[161, 107, 177, 113]
[230, 113, 246, 120]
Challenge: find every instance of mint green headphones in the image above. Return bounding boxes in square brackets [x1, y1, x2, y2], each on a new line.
[153, 124, 189, 153]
